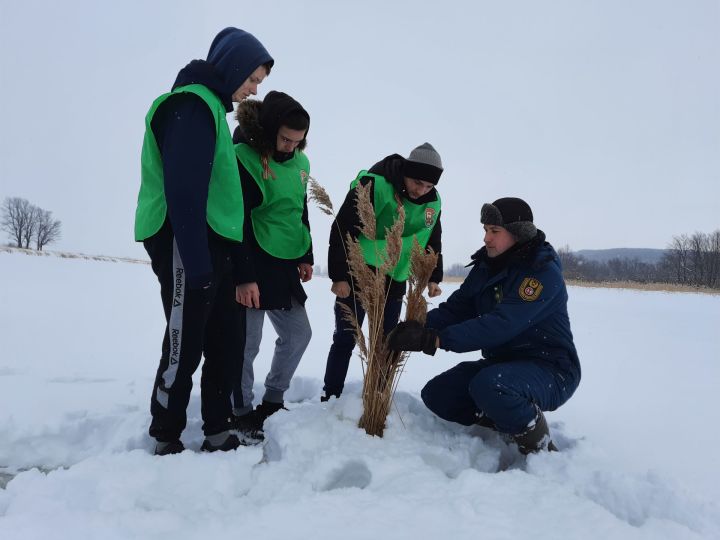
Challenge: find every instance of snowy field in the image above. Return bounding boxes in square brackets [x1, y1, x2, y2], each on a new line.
[0, 251, 719, 539]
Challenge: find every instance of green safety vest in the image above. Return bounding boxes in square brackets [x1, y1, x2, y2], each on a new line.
[351, 171, 441, 281]
[134, 84, 244, 242]
[235, 143, 311, 259]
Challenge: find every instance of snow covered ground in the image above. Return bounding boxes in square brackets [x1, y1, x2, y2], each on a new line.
[0, 251, 718, 539]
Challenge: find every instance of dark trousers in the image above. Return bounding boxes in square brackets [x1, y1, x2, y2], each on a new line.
[322, 293, 403, 397]
[421, 359, 579, 434]
[144, 224, 246, 441]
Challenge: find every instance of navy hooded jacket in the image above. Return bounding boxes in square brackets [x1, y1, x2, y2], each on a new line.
[426, 235, 581, 379]
[148, 28, 273, 289]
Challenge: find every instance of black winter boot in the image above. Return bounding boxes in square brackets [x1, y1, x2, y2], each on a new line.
[512, 409, 558, 454]
[254, 400, 287, 422]
[200, 431, 241, 452]
[232, 411, 265, 445]
[154, 440, 185, 456]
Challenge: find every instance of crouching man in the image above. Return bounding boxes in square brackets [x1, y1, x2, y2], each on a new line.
[387, 197, 581, 453]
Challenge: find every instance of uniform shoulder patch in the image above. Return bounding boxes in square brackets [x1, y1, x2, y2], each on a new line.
[518, 277, 543, 301]
[424, 207, 436, 228]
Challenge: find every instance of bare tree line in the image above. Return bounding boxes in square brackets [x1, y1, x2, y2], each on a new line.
[661, 231, 720, 288]
[559, 230, 720, 289]
[1, 197, 62, 251]
[2, 192, 717, 290]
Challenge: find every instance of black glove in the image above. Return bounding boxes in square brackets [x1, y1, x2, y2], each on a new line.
[386, 321, 438, 355]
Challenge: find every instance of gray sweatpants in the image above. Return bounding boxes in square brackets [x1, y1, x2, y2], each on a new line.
[232, 297, 312, 415]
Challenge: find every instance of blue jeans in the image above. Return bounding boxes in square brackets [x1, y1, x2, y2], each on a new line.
[421, 359, 579, 434]
[322, 293, 403, 397]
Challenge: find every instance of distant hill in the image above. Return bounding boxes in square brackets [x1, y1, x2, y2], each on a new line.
[575, 248, 666, 264]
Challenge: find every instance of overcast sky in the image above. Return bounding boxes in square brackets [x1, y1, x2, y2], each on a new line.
[1, 0, 718, 267]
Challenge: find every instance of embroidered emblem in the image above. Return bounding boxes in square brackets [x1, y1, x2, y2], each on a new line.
[300, 170, 308, 185]
[518, 277, 543, 301]
[424, 207, 436, 228]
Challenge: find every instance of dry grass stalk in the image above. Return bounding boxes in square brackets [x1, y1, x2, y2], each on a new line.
[338, 300, 368, 363]
[345, 232, 379, 317]
[405, 240, 439, 324]
[307, 176, 360, 303]
[354, 181, 376, 240]
[565, 279, 720, 295]
[307, 176, 334, 216]
[379, 203, 405, 277]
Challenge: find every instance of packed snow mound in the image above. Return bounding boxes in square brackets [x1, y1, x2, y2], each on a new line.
[1, 389, 719, 540]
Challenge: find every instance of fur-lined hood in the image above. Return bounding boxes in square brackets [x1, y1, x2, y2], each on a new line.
[233, 94, 308, 157]
[234, 99, 270, 153]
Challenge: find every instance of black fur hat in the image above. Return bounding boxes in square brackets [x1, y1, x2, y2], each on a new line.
[481, 197, 537, 243]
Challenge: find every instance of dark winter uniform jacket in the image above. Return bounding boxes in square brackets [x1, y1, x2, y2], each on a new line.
[328, 154, 443, 299]
[232, 100, 313, 310]
[146, 35, 271, 289]
[426, 233, 581, 379]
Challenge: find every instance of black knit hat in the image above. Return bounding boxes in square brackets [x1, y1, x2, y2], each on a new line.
[481, 197, 537, 243]
[403, 142, 443, 185]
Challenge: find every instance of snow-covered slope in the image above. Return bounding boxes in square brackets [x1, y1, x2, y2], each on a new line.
[0, 252, 718, 539]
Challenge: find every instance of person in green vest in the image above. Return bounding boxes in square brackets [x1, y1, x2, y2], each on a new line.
[229, 91, 313, 443]
[321, 143, 445, 401]
[134, 27, 273, 456]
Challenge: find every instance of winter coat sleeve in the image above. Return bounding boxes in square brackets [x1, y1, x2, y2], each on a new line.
[152, 93, 216, 290]
[426, 271, 478, 330]
[437, 265, 566, 353]
[229, 241, 254, 286]
[327, 176, 373, 282]
[296, 194, 314, 265]
[428, 211, 443, 284]
[233, 160, 262, 284]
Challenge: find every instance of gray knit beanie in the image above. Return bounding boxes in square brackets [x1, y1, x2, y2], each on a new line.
[480, 197, 537, 243]
[403, 142, 443, 185]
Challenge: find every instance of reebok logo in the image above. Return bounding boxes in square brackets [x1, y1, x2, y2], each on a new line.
[170, 328, 180, 365]
[174, 267, 184, 307]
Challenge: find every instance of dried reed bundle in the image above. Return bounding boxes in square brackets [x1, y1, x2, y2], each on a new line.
[351, 189, 405, 436]
[359, 238, 439, 435]
[308, 175, 437, 437]
[356, 205, 440, 436]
